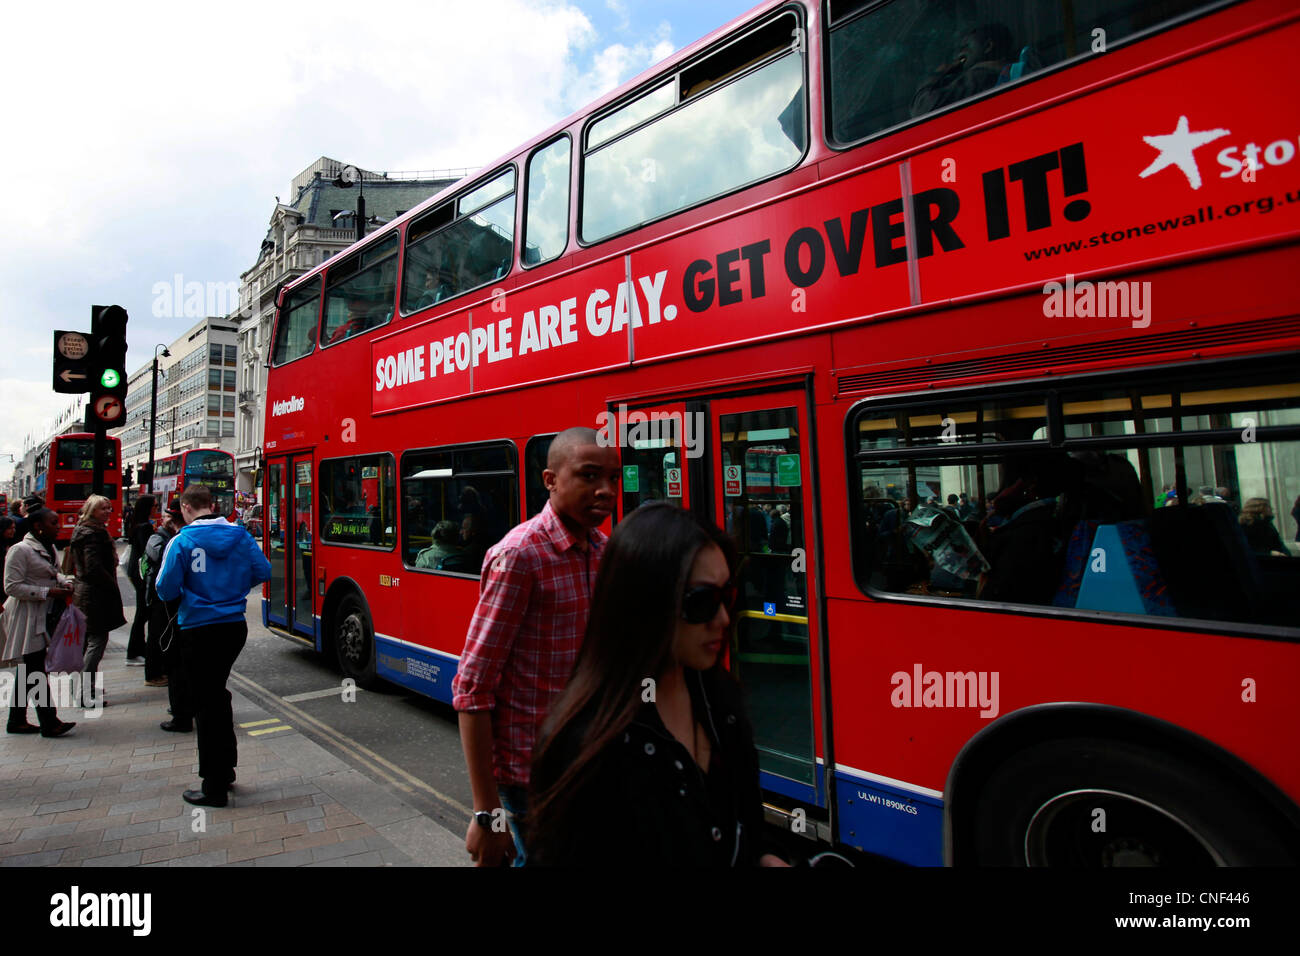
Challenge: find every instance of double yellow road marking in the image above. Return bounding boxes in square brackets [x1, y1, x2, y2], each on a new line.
[240, 717, 293, 737]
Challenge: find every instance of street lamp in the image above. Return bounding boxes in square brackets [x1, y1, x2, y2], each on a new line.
[332, 164, 366, 242]
[146, 344, 171, 492]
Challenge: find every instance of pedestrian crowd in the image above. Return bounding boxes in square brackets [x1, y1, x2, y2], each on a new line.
[4, 425, 795, 866]
[2, 486, 269, 810]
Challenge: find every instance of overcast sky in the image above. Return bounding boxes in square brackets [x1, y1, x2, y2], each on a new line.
[0, 0, 756, 483]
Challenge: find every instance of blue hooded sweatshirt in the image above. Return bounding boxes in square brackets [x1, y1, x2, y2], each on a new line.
[156, 515, 272, 629]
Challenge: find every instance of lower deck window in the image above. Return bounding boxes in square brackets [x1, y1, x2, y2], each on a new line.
[319, 454, 396, 548]
[849, 363, 1300, 630]
[401, 443, 518, 575]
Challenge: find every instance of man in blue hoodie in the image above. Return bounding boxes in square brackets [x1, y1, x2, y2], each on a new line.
[156, 483, 272, 807]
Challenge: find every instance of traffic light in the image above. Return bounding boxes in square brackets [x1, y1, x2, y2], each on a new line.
[123, 464, 134, 487]
[88, 305, 128, 428]
[138, 463, 152, 487]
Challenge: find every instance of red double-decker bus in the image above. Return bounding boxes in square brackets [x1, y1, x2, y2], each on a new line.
[34, 433, 123, 543]
[148, 449, 237, 518]
[263, 0, 1300, 865]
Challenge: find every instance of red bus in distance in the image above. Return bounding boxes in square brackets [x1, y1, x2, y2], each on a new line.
[35, 433, 123, 543]
[148, 449, 237, 519]
[263, 0, 1300, 866]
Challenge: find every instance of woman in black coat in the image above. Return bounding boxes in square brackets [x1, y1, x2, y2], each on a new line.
[69, 495, 126, 706]
[124, 495, 160, 678]
[527, 502, 787, 867]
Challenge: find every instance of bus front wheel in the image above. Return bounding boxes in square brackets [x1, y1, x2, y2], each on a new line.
[969, 737, 1299, 866]
[334, 594, 379, 689]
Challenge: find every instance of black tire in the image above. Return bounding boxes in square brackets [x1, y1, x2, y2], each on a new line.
[969, 736, 1300, 865]
[333, 593, 380, 690]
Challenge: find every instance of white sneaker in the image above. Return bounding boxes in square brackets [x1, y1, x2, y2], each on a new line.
[125, 657, 146, 666]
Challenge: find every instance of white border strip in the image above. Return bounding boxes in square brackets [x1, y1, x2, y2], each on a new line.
[375, 631, 461, 662]
[835, 762, 944, 800]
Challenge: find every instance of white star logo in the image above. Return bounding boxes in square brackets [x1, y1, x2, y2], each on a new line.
[1139, 115, 1231, 190]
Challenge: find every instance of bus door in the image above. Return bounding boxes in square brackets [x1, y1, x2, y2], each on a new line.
[264, 453, 316, 640]
[613, 400, 697, 519]
[711, 391, 823, 809]
[266, 460, 288, 629]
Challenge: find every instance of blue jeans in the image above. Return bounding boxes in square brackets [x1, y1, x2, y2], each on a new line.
[499, 784, 528, 868]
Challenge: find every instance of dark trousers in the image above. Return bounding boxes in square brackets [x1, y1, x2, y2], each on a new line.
[179, 621, 247, 792]
[126, 579, 148, 660]
[150, 599, 192, 722]
[8, 649, 58, 731]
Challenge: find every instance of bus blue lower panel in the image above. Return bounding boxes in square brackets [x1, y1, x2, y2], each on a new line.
[835, 770, 943, 866]
[375, 636, 458, 705]
[760, 763, 824, 808]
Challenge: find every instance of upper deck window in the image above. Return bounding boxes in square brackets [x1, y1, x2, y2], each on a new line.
[321, 234, 399, 348]
[272, 276, 322, 366]
[826, 0, 1215, 145]
[581, 10, 806, 244]
[523, 137, 571, 266]
[402, 168, 516, 314]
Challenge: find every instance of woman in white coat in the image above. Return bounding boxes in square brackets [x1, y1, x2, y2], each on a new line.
[2, 508, 77, 736]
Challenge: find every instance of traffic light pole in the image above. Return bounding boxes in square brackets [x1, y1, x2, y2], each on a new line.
[92, 429, 106, 499]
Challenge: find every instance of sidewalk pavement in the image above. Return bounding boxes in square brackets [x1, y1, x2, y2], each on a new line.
[0, 629, 469, 867]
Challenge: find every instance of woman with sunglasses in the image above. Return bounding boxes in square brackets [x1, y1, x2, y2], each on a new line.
[527, 501, 787, 866]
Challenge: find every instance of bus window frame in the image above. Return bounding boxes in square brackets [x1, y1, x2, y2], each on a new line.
[399, 438, 519, 578]
[318, 452, 399, 552]
[523, 433, 558, 518]
[317, 232, 401, 351]
[398, 164, 519, 318]
[576, 4, 810, 249]
[844, 354, 1300, 642]
[820, 0, 1236, 151]
[521, 135, 573, 271]
[270, 275, 324, 369]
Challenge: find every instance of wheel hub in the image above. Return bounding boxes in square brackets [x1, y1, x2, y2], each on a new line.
[1024, 788, 1222, 866]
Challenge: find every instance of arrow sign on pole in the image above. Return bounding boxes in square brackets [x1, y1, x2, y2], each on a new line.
[53, 329, 94, 394]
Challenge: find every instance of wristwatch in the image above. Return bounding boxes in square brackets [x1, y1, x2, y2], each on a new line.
[473, 810, 496, 830]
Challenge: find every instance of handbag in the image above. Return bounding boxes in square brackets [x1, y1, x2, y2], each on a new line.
[46, 603, 86, 674]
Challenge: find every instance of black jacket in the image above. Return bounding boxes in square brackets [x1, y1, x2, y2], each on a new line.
[528, 667, 767, 866]
[126, 521, 153, 587]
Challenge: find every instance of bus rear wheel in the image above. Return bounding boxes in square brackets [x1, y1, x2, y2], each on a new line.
[968, 737, 1299, 866]
[333, 594, 379, 689]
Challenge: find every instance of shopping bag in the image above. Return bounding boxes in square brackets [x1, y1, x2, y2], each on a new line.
[45, 604, 86, 674]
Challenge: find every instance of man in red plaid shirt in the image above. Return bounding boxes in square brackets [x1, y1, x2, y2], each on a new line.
[453, 426, 620, 866]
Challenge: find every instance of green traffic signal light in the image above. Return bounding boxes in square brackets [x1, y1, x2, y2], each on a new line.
[100, 368, 122, 388]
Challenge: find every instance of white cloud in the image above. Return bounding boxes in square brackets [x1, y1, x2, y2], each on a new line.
[0, 0, 680, 485]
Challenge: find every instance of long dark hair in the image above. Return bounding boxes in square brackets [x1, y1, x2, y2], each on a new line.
[528, 502, 737, 855]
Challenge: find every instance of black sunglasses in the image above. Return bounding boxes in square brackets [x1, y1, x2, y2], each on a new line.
[681, 582, 738, 624]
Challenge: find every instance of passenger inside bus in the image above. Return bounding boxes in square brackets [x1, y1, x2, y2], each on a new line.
[415, 520, 463, 569]
[910, 22, 1014, 116]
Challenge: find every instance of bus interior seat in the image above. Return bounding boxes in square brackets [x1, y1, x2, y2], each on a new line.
[997, 44, 1043, 85]
[1052, 519, 1099, 608]
[1148, 502, 1264, 624]
[1068, 519, 1176, 616]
